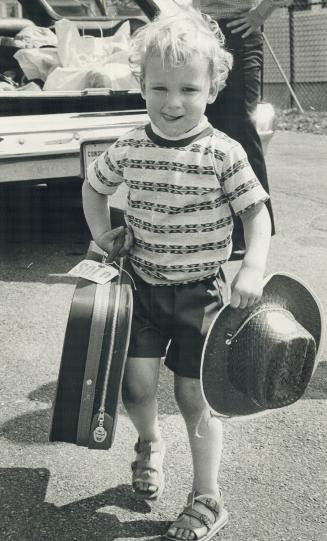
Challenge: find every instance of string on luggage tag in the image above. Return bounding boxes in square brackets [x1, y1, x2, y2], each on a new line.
[112, 261, 137, 290]
[101, 255, 137, 290]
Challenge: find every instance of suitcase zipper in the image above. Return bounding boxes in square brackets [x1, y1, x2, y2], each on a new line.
[76, 280, 111, 445]
[91, 263, 124, 445]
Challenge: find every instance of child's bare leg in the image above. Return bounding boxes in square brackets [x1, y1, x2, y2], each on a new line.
[122, 356, 161, 440]
[122, 356, 162, 495]
[167, 374, 223, 539]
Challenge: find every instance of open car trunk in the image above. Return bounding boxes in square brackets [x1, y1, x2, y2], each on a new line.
[0, 0, 154, 116]
[0, 0, 274, 187]
[0, 0, 161, 183]
[0, 88, 145, 117]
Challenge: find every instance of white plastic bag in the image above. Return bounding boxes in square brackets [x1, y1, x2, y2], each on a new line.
[43, 67, 89, 91]
[15, 26, 58, 48]
[85, 66, 138, 90]
[55, 19, 130, 68]
[44, 60, 138, 91]
[18, 82, 42, 92]
[43, 19, 137, 91]
[14, 48, 60, 81]
[84, 50, 138, 90]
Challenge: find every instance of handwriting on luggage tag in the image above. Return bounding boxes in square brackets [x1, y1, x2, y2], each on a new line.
[68, 260, 119, 284]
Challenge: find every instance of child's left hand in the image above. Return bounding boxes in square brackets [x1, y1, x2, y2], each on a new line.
[230, 265, 264, 309]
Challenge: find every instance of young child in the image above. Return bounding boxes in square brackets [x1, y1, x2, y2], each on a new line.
[82, 8, 271, 541]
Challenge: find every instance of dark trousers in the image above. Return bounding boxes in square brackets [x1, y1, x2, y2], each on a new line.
[206, 23, 275, 251]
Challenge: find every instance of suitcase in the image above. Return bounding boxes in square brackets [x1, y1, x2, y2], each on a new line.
[49, 229, 133, 450]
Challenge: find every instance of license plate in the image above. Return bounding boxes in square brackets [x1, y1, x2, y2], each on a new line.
[80, 139, 115, 178]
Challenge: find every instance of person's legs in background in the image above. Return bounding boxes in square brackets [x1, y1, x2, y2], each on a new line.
[206, 24, 275, 250]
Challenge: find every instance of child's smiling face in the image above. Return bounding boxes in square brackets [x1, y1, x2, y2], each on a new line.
[141, 53, 219, 138]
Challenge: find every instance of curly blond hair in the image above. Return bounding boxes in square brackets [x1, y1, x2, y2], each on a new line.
[129, 7, 233, 93]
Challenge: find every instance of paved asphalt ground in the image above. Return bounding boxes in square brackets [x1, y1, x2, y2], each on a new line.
[0, 131, 326, 541]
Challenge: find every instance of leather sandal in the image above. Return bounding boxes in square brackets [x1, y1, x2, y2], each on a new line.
[131, 438, 165, 500]
[165, 490, 228, 540]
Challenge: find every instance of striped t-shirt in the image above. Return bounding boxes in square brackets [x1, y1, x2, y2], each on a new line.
[87, 122, 269, 285]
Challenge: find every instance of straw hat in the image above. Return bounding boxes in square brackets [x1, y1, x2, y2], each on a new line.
[200, 273, 324, 418]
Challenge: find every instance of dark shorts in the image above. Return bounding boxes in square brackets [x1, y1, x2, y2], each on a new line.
[127, 270, 227, 379]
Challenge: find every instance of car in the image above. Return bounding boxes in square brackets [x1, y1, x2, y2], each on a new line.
[0, 0, 274, 187]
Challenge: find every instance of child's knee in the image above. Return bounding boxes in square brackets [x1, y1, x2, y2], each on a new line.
[122, 357, 159, 406]
[122, 373, 156, 406]
[174, 377, 204, 418]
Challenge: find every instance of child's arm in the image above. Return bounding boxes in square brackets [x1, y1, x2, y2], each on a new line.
[82, 180, 132, 256]
[230, 202, 271, 309]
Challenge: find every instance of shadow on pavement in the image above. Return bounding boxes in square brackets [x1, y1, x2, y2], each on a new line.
[0, 183, 88, 246]
[0, 184, 128, 284]
[0, 369, 179, 445]
[0, 468, 168, 540]
[0, 182, 91, 284]
[1, 360, 325, 446]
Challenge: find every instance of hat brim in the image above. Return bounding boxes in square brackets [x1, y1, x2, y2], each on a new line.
[200, 272, 324, 419]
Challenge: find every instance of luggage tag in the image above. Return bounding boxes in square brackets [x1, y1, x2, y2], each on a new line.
[68, 230, 126, 284]
[68, 260, 118, 284]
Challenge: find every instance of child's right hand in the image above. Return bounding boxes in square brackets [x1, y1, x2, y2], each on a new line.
[95, 226, 134, 261]
[230, 265, 264, 309]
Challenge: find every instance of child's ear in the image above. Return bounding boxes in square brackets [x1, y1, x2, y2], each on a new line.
[207, 81, 219, 104]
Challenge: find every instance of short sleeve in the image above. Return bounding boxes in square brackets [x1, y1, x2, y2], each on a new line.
[220, 141, 269, 216]
[87, 140, 124, 195]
